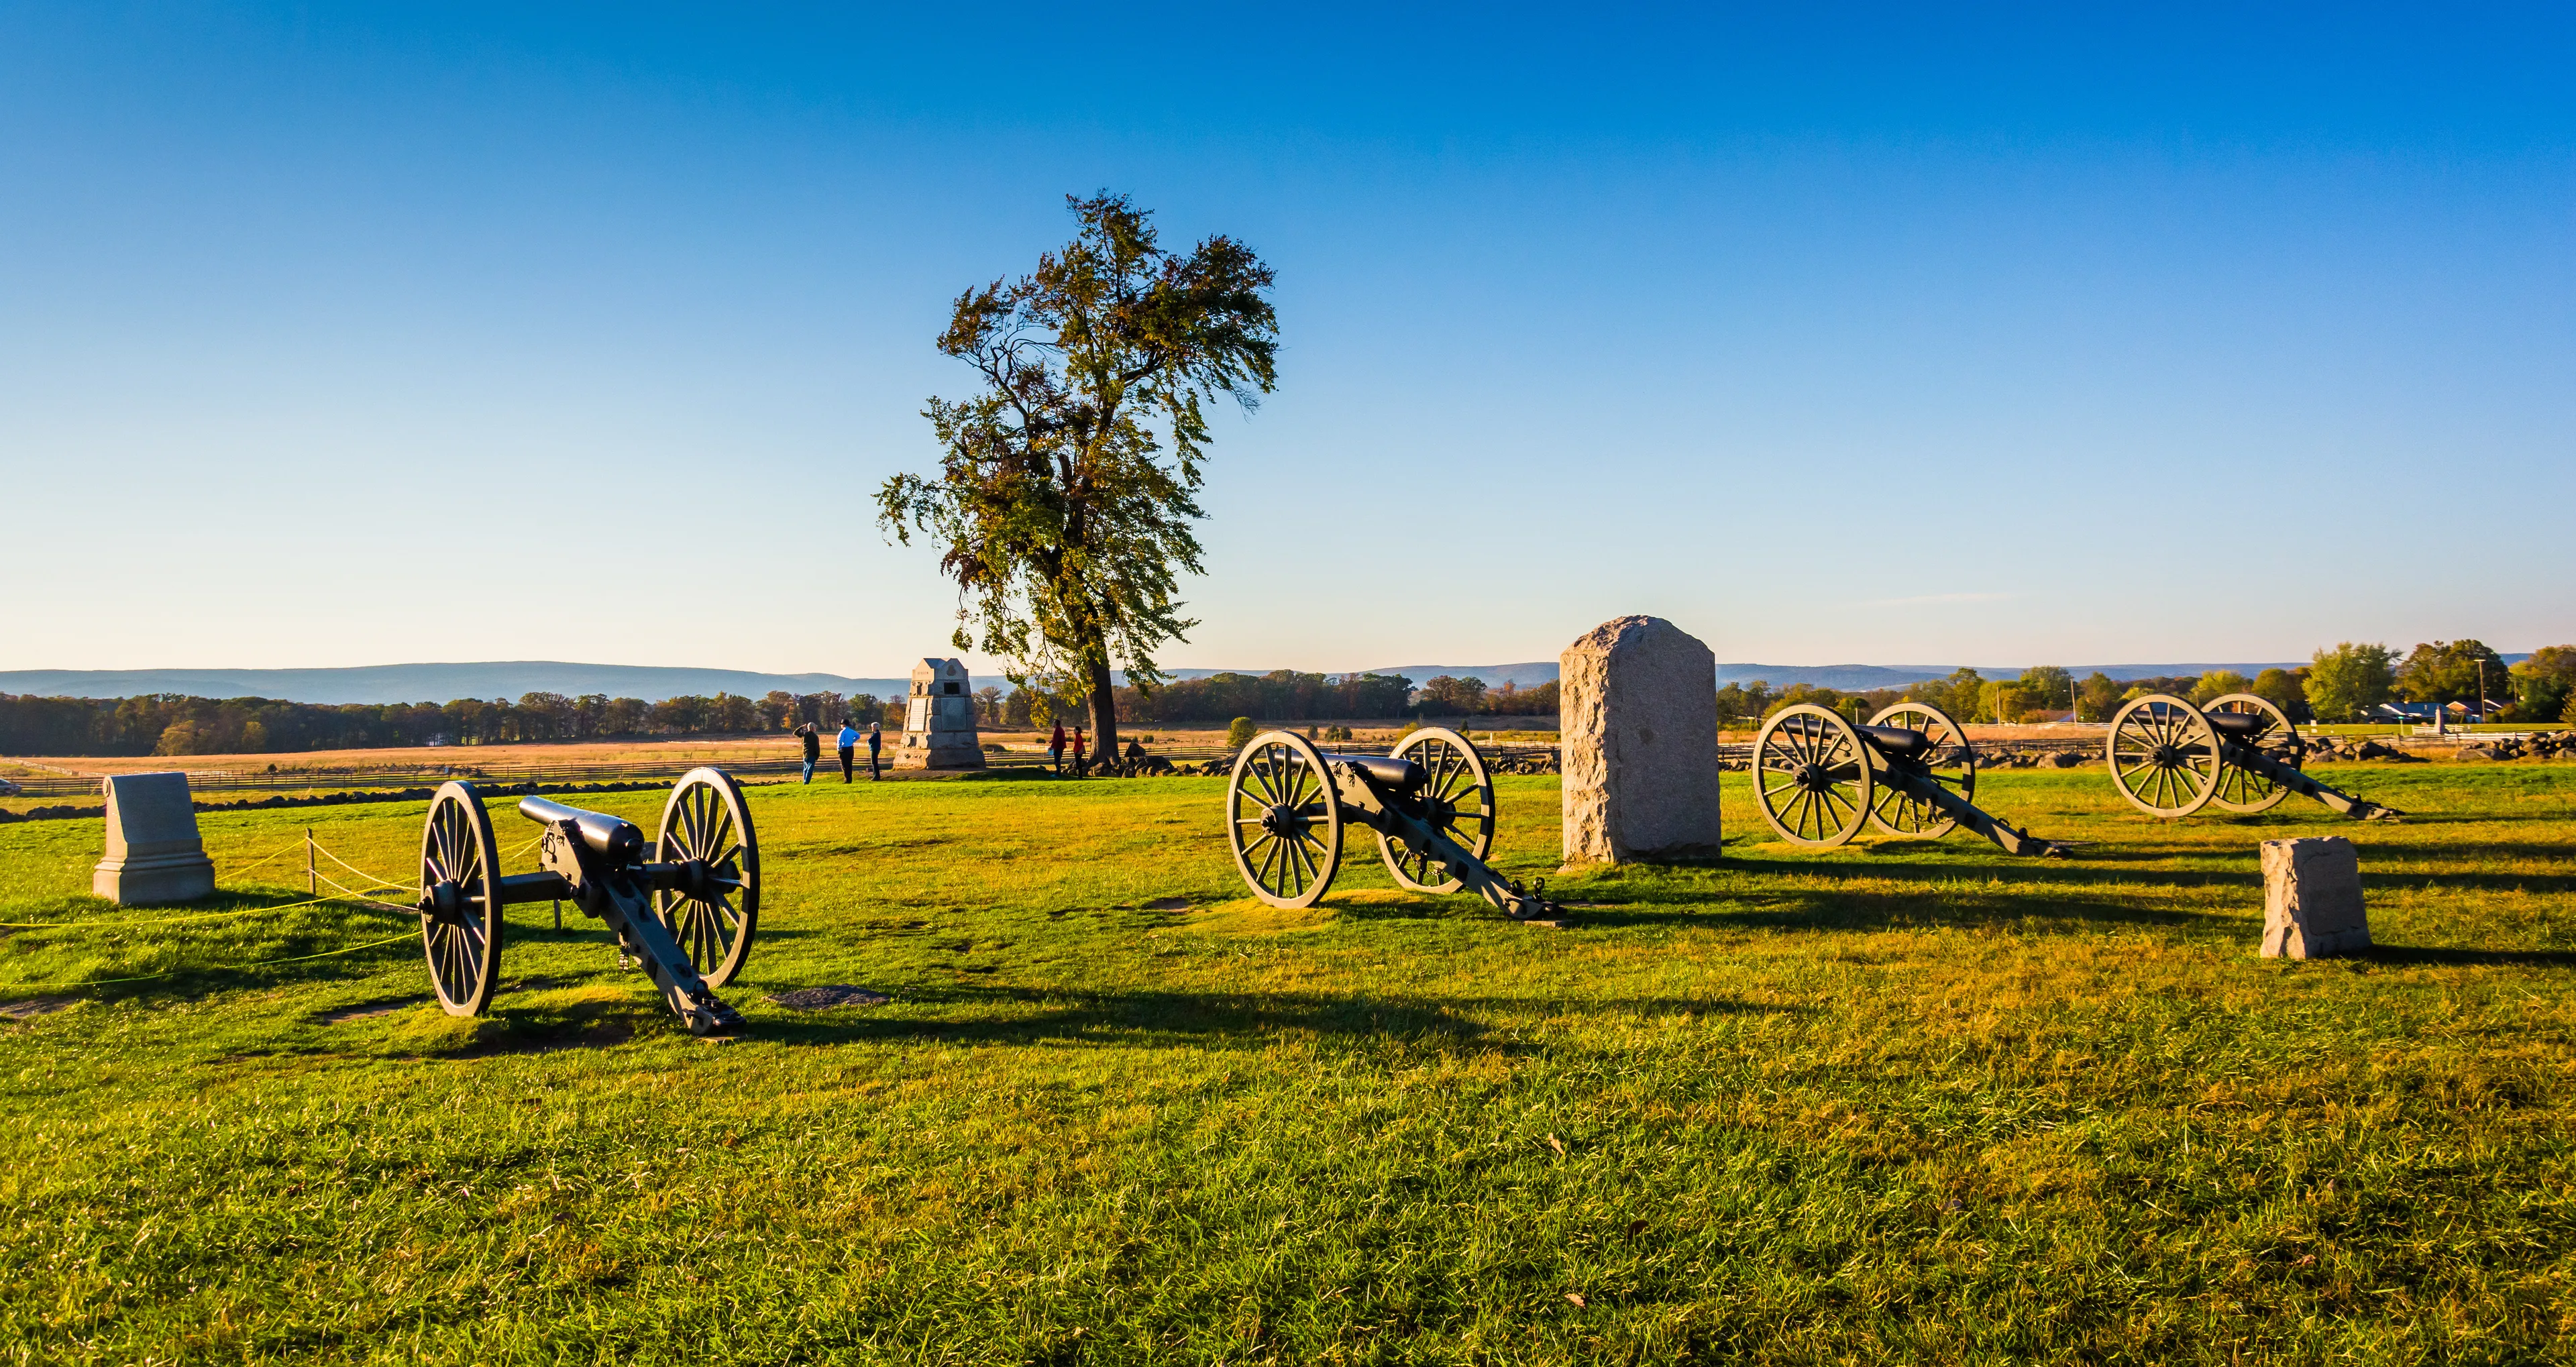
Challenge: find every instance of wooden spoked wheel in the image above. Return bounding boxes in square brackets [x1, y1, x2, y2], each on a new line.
[1227, 731, 1343, 908]
[1379, 726, 1495, 893]
[1754, 704, 1874, 847]
[2204, 693, 2304, 814]
[2106, 694, 2220, 817]
[418, 781, 503, 1017]
[1864, 702, 1976, 838]
[653, 767, 759, 987]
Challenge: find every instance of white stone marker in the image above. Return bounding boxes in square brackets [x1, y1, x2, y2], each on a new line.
[2260, 836, 2369, 959]
[1560, 615, 1724, 865]
[895, 657, 987, 769]
[92, 771, 216, 906]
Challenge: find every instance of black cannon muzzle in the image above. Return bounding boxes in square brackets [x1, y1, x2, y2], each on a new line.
[517, 795, 646, 863]
[1322, 753, 1428, 792]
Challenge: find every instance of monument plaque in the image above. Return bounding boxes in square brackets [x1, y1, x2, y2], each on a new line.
[1560, 615, 1723, 864]
[896, 658, 987, 769]
[92, 771, 216, 906]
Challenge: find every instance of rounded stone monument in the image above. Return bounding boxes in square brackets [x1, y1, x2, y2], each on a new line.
[1560, 615, 1723, 865]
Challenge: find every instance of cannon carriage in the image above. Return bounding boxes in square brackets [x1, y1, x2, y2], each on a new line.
[1753, 702, 2068, 855]
[2106, 692, 2400, 821]
[1224, 727, 1564, 920]
[415, 767, 759, 1034]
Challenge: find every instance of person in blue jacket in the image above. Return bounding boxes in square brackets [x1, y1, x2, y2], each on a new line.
[835, 718, 861, 783]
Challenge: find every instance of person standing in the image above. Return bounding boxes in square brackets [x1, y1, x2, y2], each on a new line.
[794, 720, 820, 784]
[866, 720, 883, 780]
[836, 717, 860, 783]
[1070, 726, 1087, 777]
[1049, 722, 1067, 775]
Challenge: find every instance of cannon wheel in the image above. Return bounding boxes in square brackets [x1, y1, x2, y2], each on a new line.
[2204, 693, 2304, 814]
[1379, 726, 1495, 893]
[1864, 702, 1976, 838]
[653, 767, 759, 987]
[1754, 704, 1874, 847]
[419, 781, 502, 1017]
[2107, 694, 2220, 817]
[1227, 732, 1344, 908]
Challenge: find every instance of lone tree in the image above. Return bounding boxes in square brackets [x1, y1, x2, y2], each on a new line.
[877, 193, 1278, 761]
[2304, 642, 2396, 721]
[2396, 639, 2511, 709]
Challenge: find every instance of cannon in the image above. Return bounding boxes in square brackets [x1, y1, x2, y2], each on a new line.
[2106, 692, 2400, 821]
[415, 767, 760, 1034]
[1753, 702, 2068, 855]
[1224, 728, 1564, 920]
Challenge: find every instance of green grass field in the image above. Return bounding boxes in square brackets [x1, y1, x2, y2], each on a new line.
[3, 763, 2572, 1364]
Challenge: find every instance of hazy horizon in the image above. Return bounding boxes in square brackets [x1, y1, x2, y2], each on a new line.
[2, 650, 2481, 709]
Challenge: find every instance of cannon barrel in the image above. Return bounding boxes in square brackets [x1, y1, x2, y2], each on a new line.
[1320, 753, 1427, 791]
[517, 794, 646, 862]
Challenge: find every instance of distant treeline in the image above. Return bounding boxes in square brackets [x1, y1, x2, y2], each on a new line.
[0, 690, 907, 757]
[1101, 672, 1552, 724]
[1711, 667, 2310, 728]
[62, 651, 2535, 756]
[1104, 671, 1415, 724]
[0, 671, 1557, 756]
[1721, 643, 2576, 728]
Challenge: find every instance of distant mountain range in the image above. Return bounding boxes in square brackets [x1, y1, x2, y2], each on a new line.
[3, 655, 2513, 706]
[0, 663, 914, 706]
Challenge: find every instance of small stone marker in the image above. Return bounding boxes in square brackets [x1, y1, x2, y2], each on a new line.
[2260, 836, 2370, 959]
[92, 771, 215, 906]
[1560, 615, 1724, 865]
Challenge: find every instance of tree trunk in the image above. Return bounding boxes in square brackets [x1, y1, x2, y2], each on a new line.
[1085, 655, 1120, 771]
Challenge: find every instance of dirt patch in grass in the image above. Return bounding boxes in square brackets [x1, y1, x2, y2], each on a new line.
[768, 985, 891, 1009]
[309, 996, 424, 1024]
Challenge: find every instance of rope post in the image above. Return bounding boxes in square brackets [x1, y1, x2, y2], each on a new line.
[306, 828, 315, 896]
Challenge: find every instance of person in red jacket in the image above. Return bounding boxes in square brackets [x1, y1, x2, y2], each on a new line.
[1049, 722, 1067, 775]
[1071, 726, 1087, 777]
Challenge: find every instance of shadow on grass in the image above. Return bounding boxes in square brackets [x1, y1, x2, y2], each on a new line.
[1583, 891, 2222, 934]
[1518, 852, 2249, 934]
[2364, 840, 2576, 863]
[6, 935, 423, 1007]
[1729, 848, 2266, 887]
[751, 981, 1796, 1050]
[2363, 945, 2576, 969]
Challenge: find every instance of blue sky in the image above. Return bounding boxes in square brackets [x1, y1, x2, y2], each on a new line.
[3, 3, 2569, 677]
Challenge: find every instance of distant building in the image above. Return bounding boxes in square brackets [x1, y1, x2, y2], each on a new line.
[2372, 699, 2502, 727]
